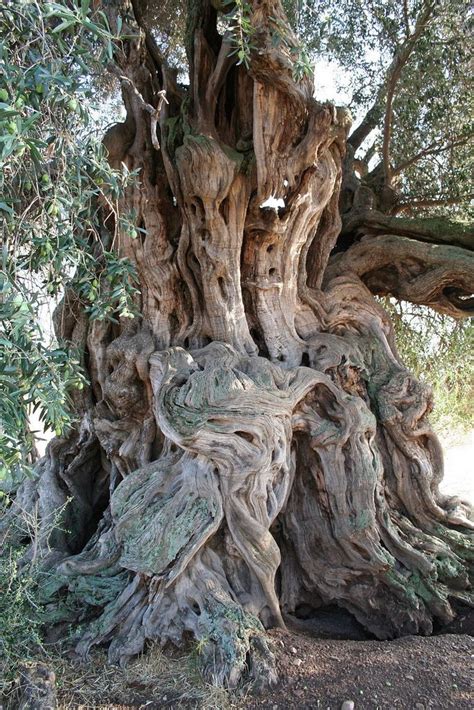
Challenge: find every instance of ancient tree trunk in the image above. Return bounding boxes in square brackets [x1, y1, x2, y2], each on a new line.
[5, 0, 473, 688]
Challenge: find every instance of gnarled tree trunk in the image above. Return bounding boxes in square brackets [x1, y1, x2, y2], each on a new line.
[5, 0, 473, 689]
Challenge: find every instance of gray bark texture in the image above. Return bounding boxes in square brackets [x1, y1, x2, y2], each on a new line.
[3, 0, 473, 689]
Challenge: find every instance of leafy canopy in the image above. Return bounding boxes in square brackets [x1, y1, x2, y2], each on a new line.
[288, 0, 473, 215]
[0, 0, 139, 488]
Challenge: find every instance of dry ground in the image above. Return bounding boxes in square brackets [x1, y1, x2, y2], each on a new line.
[49, 632, 473, 710]
[40, 608, 472, 710]
[248, 628, 473, 710]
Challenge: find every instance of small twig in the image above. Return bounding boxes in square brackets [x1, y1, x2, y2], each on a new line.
[110, 65, 169, 150]
[121, 75, 168, 150]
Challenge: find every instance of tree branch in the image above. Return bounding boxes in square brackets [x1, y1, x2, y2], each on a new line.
[109, 71, 168, 151]
[342, 210, 474, 250]
[326, 233, 474, 318]
[349, 1, 435, 155]
[347, 97, 384, 153]
[392, 134, 473, 176]
[382, 1, 435, 186]
[393, 193, 474, 214]
[204, 35, 236, 121]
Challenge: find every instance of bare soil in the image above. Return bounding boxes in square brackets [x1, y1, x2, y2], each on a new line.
[252, 628, 473, 710]
[49, 609, 473, 710]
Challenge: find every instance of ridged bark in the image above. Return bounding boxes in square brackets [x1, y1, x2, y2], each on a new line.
[4, 0, 473, 689]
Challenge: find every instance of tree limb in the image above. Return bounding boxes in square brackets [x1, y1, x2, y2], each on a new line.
[392, 134, 473, 177]
[347, 97, 384, 153]
[326, 232, 474, 318]
[108, 68, 168, 151]
[393, 193, 474, 214]
[349, 1, 435, 155]
[342, 210, 474, 250]
[382, 1, 435, 186]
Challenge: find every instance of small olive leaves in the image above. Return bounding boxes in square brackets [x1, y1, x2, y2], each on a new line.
[0, 0, 138, 488]
[221, 0, 313, 80]
[0, 274, 87, 489]
[222, 0, 256, 68]
[289, 44, 313, 81]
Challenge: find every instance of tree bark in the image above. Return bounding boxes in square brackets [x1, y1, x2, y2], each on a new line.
[4, 0, 473, 689]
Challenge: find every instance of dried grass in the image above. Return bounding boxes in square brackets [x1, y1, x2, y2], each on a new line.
[53, 643, 239, 709]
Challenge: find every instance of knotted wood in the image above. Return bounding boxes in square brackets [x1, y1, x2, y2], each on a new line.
[4, 0, 472, 689]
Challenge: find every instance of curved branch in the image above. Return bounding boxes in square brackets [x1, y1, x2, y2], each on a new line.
[326, 233, 474, 318]
[113, 72, 168, 150]
[342, 211, 474, 250]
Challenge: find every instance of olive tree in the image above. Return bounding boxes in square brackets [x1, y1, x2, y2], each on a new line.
[2, 0, 473, 688]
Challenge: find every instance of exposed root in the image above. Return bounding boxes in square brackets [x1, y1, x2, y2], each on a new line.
[28, 330, 472, 686]
[5, 0, 473, 691]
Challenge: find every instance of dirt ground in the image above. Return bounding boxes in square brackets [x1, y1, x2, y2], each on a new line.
[249, 627, 473, 710]
[47, 607, 474, 710]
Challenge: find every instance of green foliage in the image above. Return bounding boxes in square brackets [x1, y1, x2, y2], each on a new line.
[223, 0, 256, 68]
[220, 0, 313, 80]
[0, 274, 85, 488]
[286, 0, 472, 217]
[383, 298, 474, 439]
[0, 1, 139, 490]
[0, 545, 46, 695]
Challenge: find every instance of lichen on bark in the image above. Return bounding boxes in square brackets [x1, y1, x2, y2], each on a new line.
[3, 0, 473, 690]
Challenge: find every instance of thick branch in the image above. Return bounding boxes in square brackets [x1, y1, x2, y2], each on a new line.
[347, 97, 384, 153]
[343, 210, 474, 250]
[326, 233, 474, 318]
[393, 193, 474, 214]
